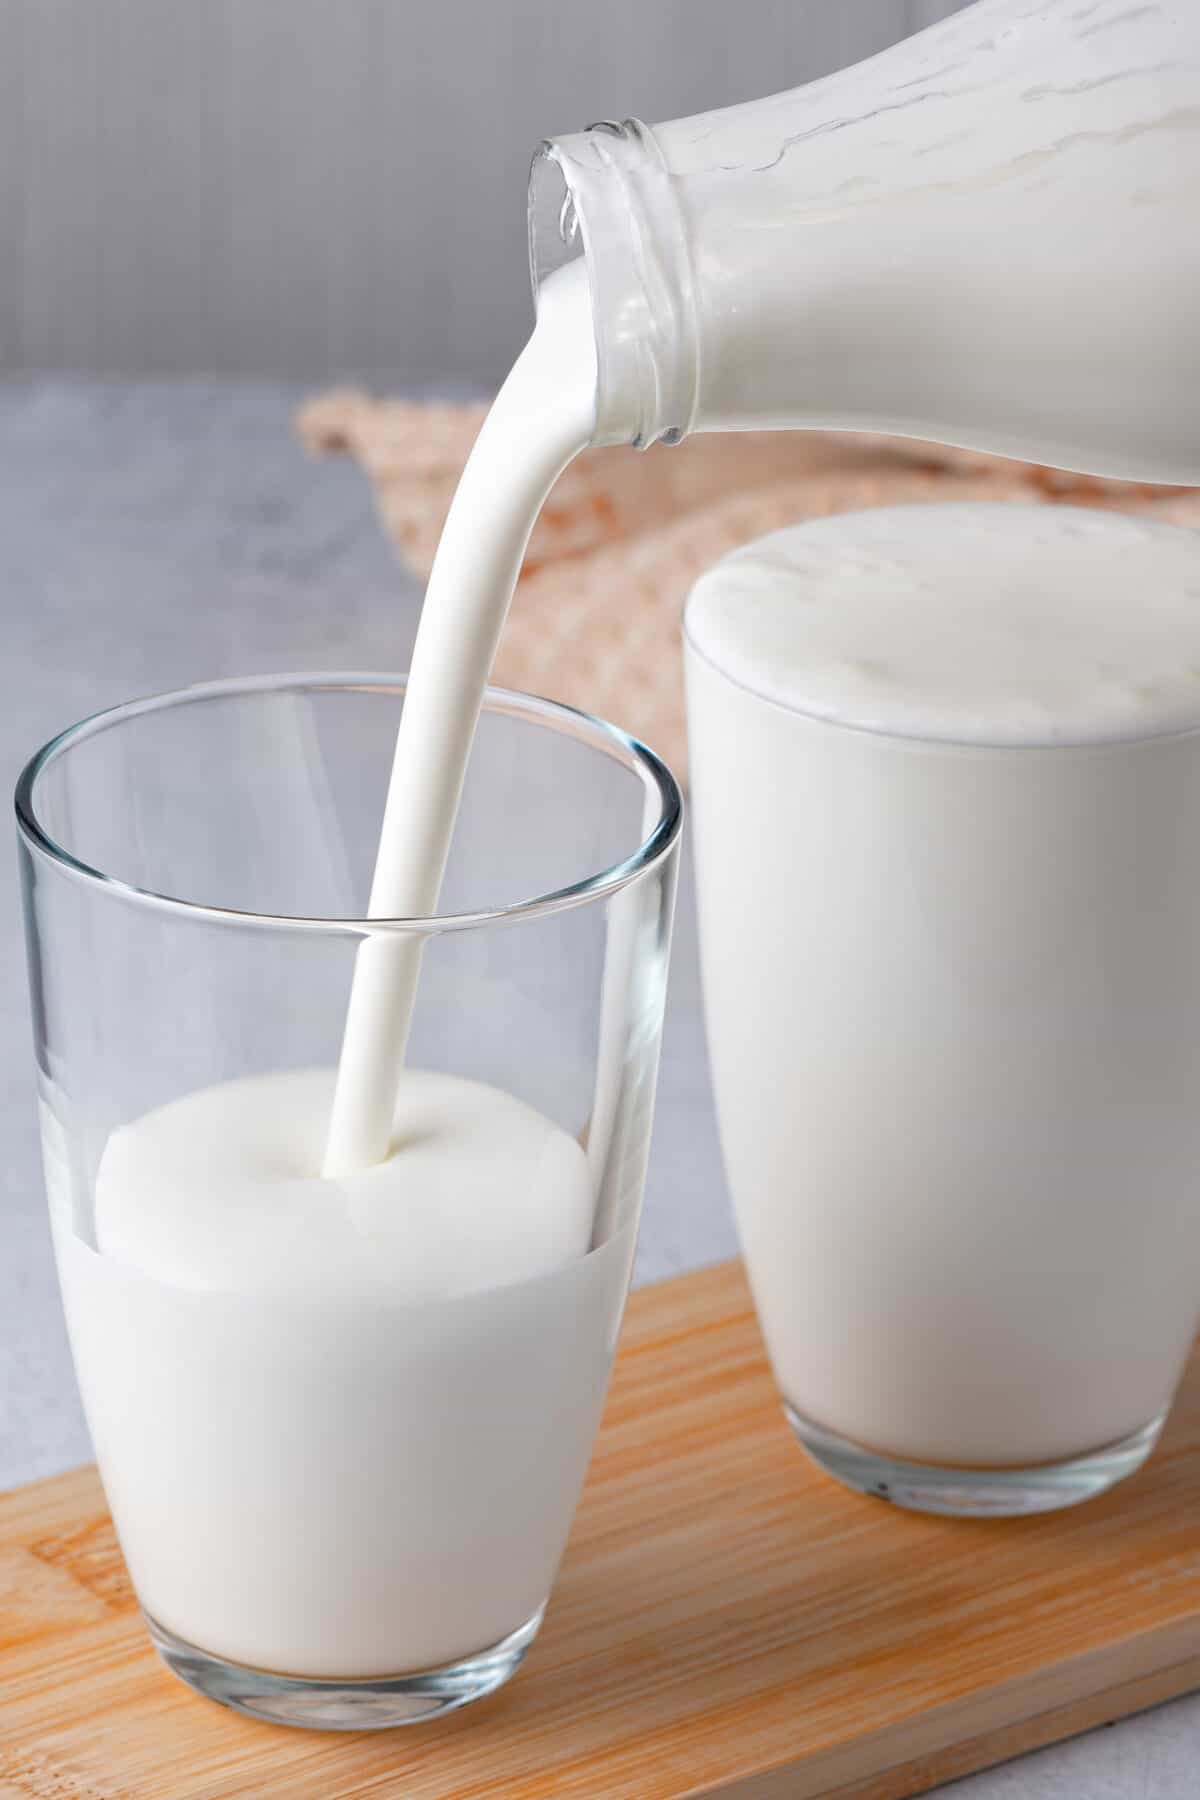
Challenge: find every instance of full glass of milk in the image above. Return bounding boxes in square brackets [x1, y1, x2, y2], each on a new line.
[686, 502, 1200, 1518]
[16, 673, 680, 1726]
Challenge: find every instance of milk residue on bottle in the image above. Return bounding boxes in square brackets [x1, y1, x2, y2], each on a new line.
[534, 0, 1200, 478]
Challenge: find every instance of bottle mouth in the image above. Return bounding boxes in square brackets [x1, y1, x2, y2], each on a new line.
[529, 122, 698, 451]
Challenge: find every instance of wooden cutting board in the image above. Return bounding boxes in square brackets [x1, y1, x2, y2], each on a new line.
[4, 1258, 1200, 1800]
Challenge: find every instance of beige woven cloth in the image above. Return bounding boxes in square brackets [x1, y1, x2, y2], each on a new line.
[300, 390, 1200, 780]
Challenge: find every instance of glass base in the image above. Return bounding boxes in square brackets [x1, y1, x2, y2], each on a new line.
[146, 1605, 545, 1729]
[784, 1402, 1165, 1518]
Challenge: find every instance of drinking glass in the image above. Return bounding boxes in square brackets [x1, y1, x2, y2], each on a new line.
[16, 673, 681, 1726]
[686, 613, 1200, 1518]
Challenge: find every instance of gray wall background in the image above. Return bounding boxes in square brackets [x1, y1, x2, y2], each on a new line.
[0, 0, 964, 386]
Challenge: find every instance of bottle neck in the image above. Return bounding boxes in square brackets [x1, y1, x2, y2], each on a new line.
[529, 119, 698, 450]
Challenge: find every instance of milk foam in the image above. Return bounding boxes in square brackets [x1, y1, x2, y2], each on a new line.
[686, 504, 1200, 746]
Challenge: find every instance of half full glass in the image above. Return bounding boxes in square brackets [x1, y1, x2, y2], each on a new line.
[17, 673, 680, 1726]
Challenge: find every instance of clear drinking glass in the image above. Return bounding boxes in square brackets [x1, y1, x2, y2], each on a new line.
[16, 673, 681, 1728]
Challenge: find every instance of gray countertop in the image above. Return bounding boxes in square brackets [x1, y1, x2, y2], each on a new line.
[1, 380, 1196, 1792]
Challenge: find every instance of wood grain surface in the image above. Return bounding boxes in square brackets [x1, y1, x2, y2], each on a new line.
[3, 1257, 1200, 1799]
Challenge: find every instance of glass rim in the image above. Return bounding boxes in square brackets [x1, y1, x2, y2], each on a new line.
[14, 672, 684, 937]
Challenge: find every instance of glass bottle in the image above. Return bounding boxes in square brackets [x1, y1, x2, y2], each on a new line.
[529, 0, 1200, 481]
